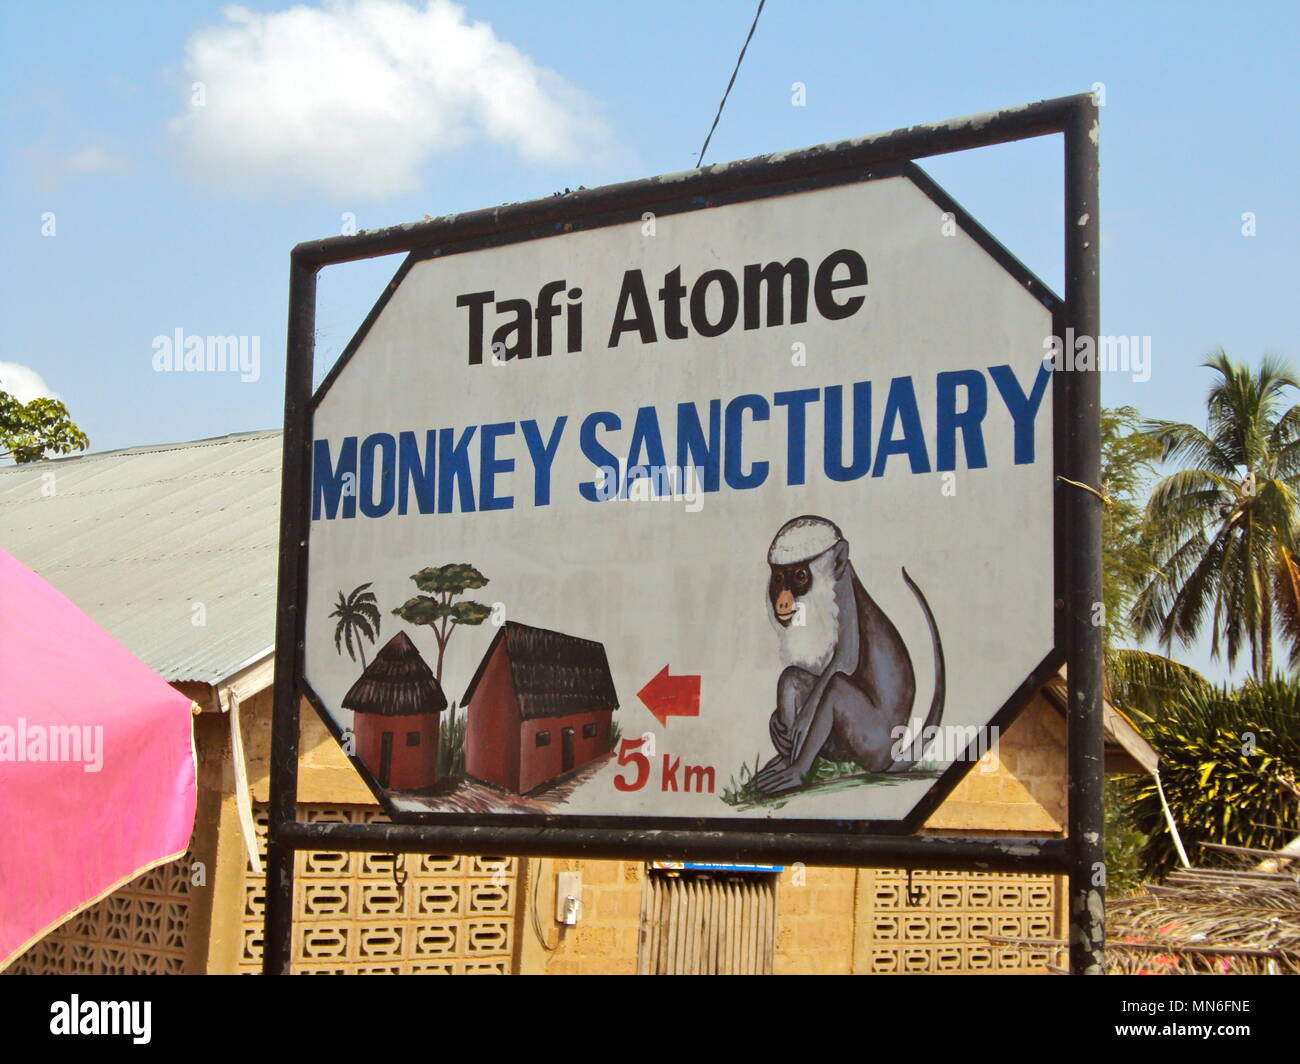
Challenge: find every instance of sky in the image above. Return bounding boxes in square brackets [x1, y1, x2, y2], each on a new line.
[1, 0, 1297, 681]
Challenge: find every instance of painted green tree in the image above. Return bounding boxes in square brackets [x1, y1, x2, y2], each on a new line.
[0, 391, 88, 463]
[330, 583, 381, 669]
[392, 563, 491, 683]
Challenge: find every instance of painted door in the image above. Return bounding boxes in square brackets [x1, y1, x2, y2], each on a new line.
[379, 731, 393, 788]
[561, 727, 575, 773]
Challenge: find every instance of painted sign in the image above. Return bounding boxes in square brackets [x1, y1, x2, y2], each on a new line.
[303, 161, 1061, 832]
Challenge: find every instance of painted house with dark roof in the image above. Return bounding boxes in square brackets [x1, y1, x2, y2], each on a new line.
[342, 631, 447, 790]
[462, 621, 619, 794]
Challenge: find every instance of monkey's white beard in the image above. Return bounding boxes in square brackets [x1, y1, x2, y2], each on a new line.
[770, 553, 839, 674]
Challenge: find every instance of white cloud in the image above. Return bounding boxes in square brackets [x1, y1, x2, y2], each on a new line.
[61, 146, 130, 176]
[170, 0, 612, 199]
[23, 144, 130, 192]
[0, 363, 61, 404]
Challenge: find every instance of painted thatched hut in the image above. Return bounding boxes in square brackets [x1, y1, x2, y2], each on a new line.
[342, 631, 447, 791]
[463, 621, 618, 794]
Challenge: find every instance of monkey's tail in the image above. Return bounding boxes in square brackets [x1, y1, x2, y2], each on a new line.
[887, 568, 946, 772]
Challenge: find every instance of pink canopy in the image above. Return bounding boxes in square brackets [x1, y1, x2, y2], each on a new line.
[0, 546, 196, 969]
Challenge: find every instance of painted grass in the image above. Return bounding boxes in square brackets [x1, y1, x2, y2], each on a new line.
[437, 703, 466, 780]
[720, 753, 940, 810]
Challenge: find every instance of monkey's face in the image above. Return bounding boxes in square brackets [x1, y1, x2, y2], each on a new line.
[769, 563, 813, 626]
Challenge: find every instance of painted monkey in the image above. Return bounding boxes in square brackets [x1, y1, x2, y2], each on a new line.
[752, 515, 945, 796]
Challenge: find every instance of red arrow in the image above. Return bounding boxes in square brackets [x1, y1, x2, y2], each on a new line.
[637, 665, 701, 726]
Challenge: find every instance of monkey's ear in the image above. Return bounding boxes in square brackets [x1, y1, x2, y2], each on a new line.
[833, 540, 849, 578]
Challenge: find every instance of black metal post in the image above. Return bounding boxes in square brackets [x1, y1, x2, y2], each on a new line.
[278, 821, 1071, 875]
[1062, 96, 1106, 974]
[263, 253, 317, 975]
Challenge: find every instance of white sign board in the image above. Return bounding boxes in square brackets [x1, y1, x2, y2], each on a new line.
[303, 165, 1059, 830]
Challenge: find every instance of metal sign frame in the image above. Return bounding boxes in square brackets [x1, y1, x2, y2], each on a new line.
[299, 159, 1065, 839]
[265, 93, 1103, 974]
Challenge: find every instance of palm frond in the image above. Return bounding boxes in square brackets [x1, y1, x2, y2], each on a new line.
[1140, 420, 1235, 474]
[1106, 647, 1210, 721]
[1274, 546, 1300, 671]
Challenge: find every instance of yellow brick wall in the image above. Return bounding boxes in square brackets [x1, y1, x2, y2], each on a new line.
[242, 689, 377, 805]
[774, 865, 857, 974]
[922, 693, 1067, 835]
[518, 858, 645, 975]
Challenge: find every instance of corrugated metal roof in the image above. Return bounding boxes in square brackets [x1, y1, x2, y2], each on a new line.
[0, 430, 282, 684]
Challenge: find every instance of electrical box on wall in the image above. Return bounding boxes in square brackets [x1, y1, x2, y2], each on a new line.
[556, 871, 582, 925]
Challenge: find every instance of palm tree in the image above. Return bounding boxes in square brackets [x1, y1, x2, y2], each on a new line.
[330, 583, 382, 669]
[1098, 406, 1210, 715]
[1132, 351, 1300, 681]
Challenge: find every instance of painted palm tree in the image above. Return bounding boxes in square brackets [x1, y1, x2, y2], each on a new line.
[330, 583, 382, 669]
[1132, 351, 1300, 681]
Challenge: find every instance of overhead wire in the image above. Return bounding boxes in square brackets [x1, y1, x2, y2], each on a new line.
[695, 0, 767, 168]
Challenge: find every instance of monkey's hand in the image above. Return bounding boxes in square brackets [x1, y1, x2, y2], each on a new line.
[754, 707, 815, 794]
[753, 762, 805, 796]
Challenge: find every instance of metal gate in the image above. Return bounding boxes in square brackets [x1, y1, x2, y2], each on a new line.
[638, 869, 776, 975]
